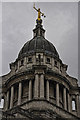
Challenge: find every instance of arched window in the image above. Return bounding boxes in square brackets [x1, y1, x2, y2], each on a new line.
[0, 96, 4, 108]
[72, 99, 76, 111]
[54, 61, 57, 66]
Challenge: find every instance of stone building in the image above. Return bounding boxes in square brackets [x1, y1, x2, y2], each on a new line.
[0, 16, 80, 119]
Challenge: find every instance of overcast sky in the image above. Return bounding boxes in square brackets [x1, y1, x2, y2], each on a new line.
[2, 2, 79, 85]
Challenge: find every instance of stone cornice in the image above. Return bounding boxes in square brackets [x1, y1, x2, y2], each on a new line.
[45, 69, 79, 90]
[6, 99, 80, 119]
[3, 69, 34, 87]
[2, 66, 79, 91]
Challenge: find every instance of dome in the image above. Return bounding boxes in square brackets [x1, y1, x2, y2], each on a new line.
[18, 36, 59, 59]
[18, 19, 59, 59]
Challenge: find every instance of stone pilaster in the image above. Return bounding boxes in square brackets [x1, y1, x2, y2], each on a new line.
[40, 74, 44, 98]
[3, 94, 6, 110]
[68, 93, 70, 112]
[34, 74, 39, 98]
[10, 86, 14, 109]
[44, 56, 46, 64]
[56, 83, 59, 106]
[6, 91, 9, 110]
[18, 82, 22, 105]
[76, 94, 79, 116]
[46, 80, 49, 101]
[70, 95, 72, 112]
[63, 87, 67, 110]
[29, 80, 32, 100]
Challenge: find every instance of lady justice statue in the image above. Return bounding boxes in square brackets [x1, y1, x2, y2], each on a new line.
[33, 3, 46, 21]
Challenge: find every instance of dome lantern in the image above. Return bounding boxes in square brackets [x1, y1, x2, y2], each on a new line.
[33, 19, 45, 38]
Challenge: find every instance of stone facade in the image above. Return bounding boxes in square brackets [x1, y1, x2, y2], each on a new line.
[0, 19, 80, 120]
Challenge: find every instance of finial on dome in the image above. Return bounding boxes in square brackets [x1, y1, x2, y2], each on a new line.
[36, 19, 42, 25]
[33, 3, 46, 21]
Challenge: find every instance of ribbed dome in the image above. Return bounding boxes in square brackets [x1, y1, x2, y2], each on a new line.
[18, 36, 59, 59]
[18, 19, 59, 59]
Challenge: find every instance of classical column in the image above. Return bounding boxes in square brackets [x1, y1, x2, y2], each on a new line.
[46, 80, 49, 101]
[29, 80, 32, 100]
[40, 74, 44, 98]
[10, 86, 14, 109]
[70, 95, 72, 112]
[6, 91, 9, 110]
[56, 83, 59, 106]
[76, 94, 79, 115]
[3, 95, 6, 109]
[18, 82, 22, 105]
[34, 74, 39, 98]
[63, 87, 67, 110]
[68, 93, 70, 112]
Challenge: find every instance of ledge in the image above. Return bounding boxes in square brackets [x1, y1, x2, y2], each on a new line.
[6, 99, 80, 119]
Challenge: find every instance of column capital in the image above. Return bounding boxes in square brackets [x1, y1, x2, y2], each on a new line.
[18, 81, 22, 84]
[28, 78, 33, 81]
[35, 73, 44, 75]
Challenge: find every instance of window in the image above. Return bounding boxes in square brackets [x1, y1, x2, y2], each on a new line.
[47, 58, 50, 63]
[38, 54, 41, 62]
[0, 97, 4, 108]
[54, 84, 56, 98]
[72, 99, 76, 111]
[54, 60, 58, 68]
[54, 61, 57, 66]
[60, 65, 62, 72]
[28, 57, 32, 62]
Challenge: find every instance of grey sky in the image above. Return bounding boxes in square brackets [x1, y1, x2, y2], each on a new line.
[2, 2, 79, 84]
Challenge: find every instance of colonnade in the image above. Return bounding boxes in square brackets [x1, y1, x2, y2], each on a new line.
[5, 74, 78, 113]
[46, 80, 71, 112]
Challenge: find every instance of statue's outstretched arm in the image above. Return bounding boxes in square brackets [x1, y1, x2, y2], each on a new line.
[33, 4, 38, 12]
[40, 12, 46, 18]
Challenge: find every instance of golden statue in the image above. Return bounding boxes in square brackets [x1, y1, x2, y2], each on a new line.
[33, 3, 46, 21]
